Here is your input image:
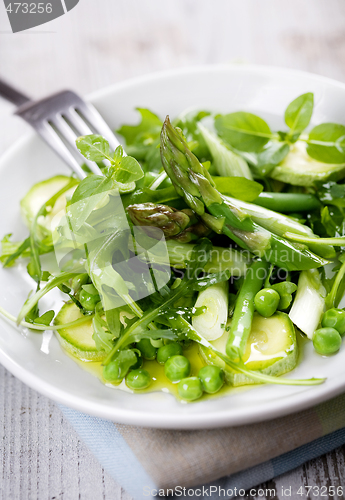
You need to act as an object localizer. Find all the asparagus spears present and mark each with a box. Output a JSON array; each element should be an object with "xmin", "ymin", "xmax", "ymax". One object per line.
[
  {"xmin": 127, "ymin": 203, "xmax": 190, "ymax": 238},
  {"xmin": 160, "ymin": 117, "xmax": 328, "ymax": 271},
  {"xmin": 222, "ymin": 195, "xmax": 335, "ymax": 259},
  {"xmin": 226, "ymin": 260, "xmax": 269, "ymax": 361},
  {"xmin": 127, "ymin": 202, "xmax": 211, "ymax": 242}
]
